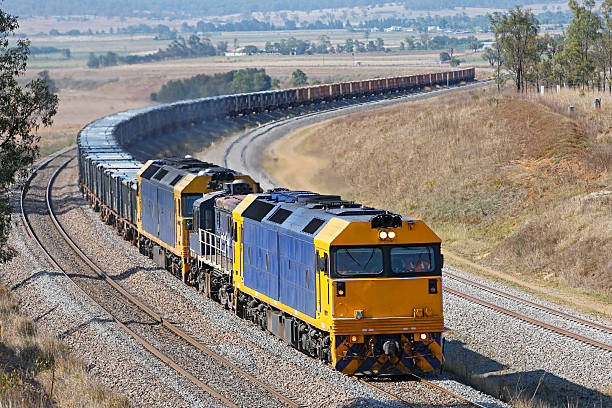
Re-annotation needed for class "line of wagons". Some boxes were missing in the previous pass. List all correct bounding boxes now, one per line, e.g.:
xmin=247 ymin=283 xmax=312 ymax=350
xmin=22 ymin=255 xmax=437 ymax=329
xmin=78 ymin=68 xmax=475 ymax=242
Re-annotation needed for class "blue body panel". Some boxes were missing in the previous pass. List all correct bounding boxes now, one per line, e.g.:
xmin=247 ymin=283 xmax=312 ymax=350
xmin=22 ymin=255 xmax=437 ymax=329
xmin=157 ymin=185 xmax=175 ymax=246
xmin=278 ymin=231 xmax=316 ymax=317
xmin=141 ymin=179 xmax=159 ymax=238
xmin=241 ymin=202 xmax=320 ymax=319
xmin=140 ymin=178 xmax=176 ymax=247
xmin=243 ymin=219 xmax=279 ymax=299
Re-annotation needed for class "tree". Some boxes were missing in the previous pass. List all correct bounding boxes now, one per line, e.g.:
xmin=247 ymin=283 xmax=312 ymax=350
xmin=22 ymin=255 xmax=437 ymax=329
xmin=87 ymin=52 xmax=99 ymax=68
xmin=243 ymin=45 xmax=258 ymax=55
xmin=1 ymin=9 xmax=58 ymax=261
xmin=37 ymin=70 xmax=57 ymax=93
xmin=345 ymin=38 xmax=354 ymax=53
xmin=439 ymin=51 xmax=451 ymax=62
xmin=450 ymin=57 xmax=461 ymax=67
xmin=490 ymin=7 xmax=540 ymax=92
xmin=291 ymin=69 xmax=308 ymax=86
xmin=489 ymin=13 xmax=506 ymax=91
xmin=602 ymin=0 xmax=612 ymax=91
xmin=482 ymin=46 xmax=497 ymax=67
xmin=559 ymin=0 xmax=601 ymax=88
xmin=420 ymin=32 xmax=430 ymax=49
xmin=216 ymin=41 xmax=228 ymax=56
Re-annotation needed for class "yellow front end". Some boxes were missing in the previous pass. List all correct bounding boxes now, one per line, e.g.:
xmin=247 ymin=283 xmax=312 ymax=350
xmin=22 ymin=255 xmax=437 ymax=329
xmin=330 ymin=277 xmax=443 ymax=375
xmin=314 ymin=217 xmax=444 ymax=376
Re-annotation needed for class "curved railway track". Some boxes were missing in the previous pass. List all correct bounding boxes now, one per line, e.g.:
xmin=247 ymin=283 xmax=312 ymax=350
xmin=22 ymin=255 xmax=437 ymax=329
xmin=21 ymin=149 xmax=300 ymax=408
xmin=223 ymin=80 xmax=494 ymax=190
xmin=442 ymin=272 xmax=612 ymax=353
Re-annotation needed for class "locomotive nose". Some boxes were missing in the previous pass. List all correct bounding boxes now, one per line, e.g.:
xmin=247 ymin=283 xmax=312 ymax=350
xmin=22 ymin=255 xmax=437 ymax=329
xmin=382 ymin=340 xmax=400 ymax=356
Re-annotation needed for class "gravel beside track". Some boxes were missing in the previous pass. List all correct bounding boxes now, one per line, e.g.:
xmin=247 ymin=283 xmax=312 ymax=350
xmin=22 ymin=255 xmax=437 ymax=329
xmin=9 ymin=149 xmax=211 ymax=407
xmin=444 ymin=270 xmax=612 ymax=348
xmin=33 ymin=153 xmax=299 ymax=407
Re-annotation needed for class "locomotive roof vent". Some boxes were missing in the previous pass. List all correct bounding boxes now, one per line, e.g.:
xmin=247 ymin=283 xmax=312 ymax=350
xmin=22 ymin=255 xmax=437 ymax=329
xmin=371 ymin=213 xmax=403 ymax=229
xmin=211 ymin=171 xmax=235 ymax=181
xmin=223 ymin=180 xmax=251 ymax=195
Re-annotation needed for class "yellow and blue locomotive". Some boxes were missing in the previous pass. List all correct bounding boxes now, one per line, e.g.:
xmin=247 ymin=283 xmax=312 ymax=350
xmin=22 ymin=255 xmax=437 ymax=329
xmin=189 ymin=188 xmax=444 ymax=376
xmin=135 ymin=157 xmax=258 ymax=282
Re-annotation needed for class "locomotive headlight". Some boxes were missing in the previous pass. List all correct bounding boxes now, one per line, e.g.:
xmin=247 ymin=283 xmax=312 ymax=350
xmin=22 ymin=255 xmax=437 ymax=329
xmin=379 ymin=231 xmax=388 ymax=240
xmin=388 ymin=231 xmax=396 ymax=239
xmin=351 ymin=335 xmax=358 ymax=342
xmin=420 ymin=333 xmax=428 ymax=340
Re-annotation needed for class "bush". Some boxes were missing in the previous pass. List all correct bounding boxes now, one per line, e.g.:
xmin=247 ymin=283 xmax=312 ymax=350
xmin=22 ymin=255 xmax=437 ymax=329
xmin=291 ymin=69 xmax=308 ymax=86
xmin=153 ymin=68 xmax=275 ymax=102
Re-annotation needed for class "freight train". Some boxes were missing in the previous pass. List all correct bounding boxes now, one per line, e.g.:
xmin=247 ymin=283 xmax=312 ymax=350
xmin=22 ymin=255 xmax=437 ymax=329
xmin=78 ymin=69 xmax=472 ymax=375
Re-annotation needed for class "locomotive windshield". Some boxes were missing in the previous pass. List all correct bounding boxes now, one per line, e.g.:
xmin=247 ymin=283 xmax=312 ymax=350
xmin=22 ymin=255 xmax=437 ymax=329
xmin=181 ymin=193 xmax=201 ymax=217
xmin=390 ymin=246 xmax=435 ymax=274
xmin=335 ymin=248 xmax=384 ymax=276
xmin=332 ymin=245 xmax=438 ymax=277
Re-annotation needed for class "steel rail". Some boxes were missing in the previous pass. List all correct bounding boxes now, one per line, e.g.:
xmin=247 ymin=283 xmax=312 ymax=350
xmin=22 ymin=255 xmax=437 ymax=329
xmin=359 ymin=375 xmax=487 ymax=408
xmin=24 ymin=154 xmax=237 ymax=407
xmin=444 ymin=287 xmax=612 ymax=352
xmin=20 ymin=153 xmax=296 ymax=408
xmin=358 ymin=378 xmax=417 ymax=408
xmin=20 ymin=154 xmax=237 ymax=407
xmin=45 ymin=155 xmax=300 ymax=408
xmin=412 ymin=375 xmax=487 ymax=408
xmin=444 ymin=271 xmax=612 ymax=334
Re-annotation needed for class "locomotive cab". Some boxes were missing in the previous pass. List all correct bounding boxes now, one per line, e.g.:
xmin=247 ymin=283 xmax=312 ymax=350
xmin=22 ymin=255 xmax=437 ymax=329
xmin=314 ymin=214 xmax=444 ymax=375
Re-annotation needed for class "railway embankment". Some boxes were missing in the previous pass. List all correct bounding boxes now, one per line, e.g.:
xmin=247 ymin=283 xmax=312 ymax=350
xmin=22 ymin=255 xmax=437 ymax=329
xmin=247 ymin=86 xmax=612 ymax=407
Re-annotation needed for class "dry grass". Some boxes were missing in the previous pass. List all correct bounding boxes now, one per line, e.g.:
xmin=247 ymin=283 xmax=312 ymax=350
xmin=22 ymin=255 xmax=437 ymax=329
xmin=0 ymin=285 xmax=129 ymax=407
xmin=281 ymin=86 xmax=611 ymax=302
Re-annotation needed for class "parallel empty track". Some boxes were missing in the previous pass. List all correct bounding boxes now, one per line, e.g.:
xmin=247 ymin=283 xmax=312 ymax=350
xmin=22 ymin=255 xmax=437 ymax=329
xmin=443 ymin=272 xmax=612 ymax=353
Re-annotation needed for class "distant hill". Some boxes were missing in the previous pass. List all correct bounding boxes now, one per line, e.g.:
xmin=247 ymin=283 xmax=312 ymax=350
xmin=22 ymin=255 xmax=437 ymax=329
xmin=1 ymin=0 xmax=549 ymax=18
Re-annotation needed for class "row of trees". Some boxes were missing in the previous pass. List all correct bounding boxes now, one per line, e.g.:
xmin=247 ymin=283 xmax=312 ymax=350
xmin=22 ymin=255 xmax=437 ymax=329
xmin=403 ymin=34 xmax=481 ymax=50
xmin=45 ymin=10 xmax=574 ymax=39
xmin=30 ymin=46 xmax=71 ymax=59
xmin=489 ymin=0 xmax=612 ymax=92
xmin=0 ymin=0 xmax=552 ymax=20
xmin=87 ymin=35 xmax=220 ymax=68
xmin=151 ymin=68 xmax=275 ymax=103
xmin=262 ymin=36 xmax=388 ymax=55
